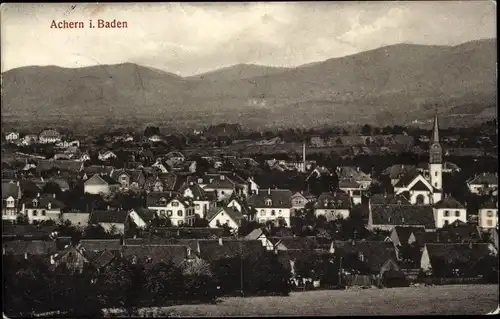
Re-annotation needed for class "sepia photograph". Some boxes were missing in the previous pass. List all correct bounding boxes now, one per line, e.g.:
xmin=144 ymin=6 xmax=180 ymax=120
xmin=1 ymin=1 xmax=498 ymax=317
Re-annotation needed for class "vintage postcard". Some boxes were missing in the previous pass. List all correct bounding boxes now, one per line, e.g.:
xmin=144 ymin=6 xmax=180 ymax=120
xmin=1 ymin=2 xmax=498 ymax=317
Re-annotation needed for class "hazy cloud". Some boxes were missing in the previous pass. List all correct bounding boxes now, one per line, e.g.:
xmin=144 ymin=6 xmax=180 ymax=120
xmin=1 ymin=1 xmax=496 ymax=76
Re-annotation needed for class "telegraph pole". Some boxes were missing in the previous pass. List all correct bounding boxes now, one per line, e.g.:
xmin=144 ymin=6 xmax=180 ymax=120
xmin=338 ymin=256 xmax=343 ymax=287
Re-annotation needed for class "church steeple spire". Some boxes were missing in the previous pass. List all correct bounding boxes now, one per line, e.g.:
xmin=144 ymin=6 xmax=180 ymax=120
xmin=432 ymin=111 xmax=440 ymax=144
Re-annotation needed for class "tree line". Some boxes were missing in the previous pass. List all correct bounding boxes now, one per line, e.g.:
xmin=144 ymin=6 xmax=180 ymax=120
xmin=3 ymin=251 xmax=291 ymax=317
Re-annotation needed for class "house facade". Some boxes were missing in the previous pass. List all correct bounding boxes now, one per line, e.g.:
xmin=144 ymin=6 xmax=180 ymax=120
xmin=98 ymin=150 xmax=117 ymax=162
xmin=433 ymin=195 xmax=467 ymax=229
xmin=2 ymin=181 xmax=22 ymax=221
xmin=247 ymin=189 xmax=293 ymax=227
xmin=207 ymin=206 xmax=243 ymax=229
xmin=313 ymin=192 xmax=351 ymax=221
xmin=467 ymin=173 xmax=498 ymax=195
xmin=182 ymin=183 xmax=215 ymax=218
xmin=478 ymin=199 xmax=498 ymax=229
xmin=39 ymin=129 xmax=62 ymax=144
xmin=146 ymin=193 xmax=196 ymax=226
xmin=111 ymin=169 xmax=146 ymax=191
xmin=5 ymin=132 xmax=20 ymax=142
xmin=83 ymin=174 xmax=120 ymax=195
xmin=21 ymin=194 xmax=65 ymax=224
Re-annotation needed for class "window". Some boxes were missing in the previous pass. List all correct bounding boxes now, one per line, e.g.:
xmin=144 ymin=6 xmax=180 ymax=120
xmin=47 ymin=203 xmax=51 ymax=210
xmin=226 ymin=219 xmax=230 ymax=224
xmin=415 ymin=195 xmax=425 ymax=205
xmin=444 ymin=220 xmax=449 ymax=226
xmin=444 ymin=210 xmax=450 ymax=217
xmin=160 ymin=210 xmax=165 ymax=214
xmin=221 ymin=191 xmax=225 ymax=195
xmin=178 ymin=220 xmax=184 ymax=226
xmin=172 ymin=201 xmax=179 ymax=207
xmin=434 ymin=183 xmax=437 ymax=187
xmin=32 ymin=200 xmax=38 ymax=207
xmin=435 ymin=172 xmax=438 ymax=177
xmin=33 ymin=210 xmax=37 ymax=216
xmin=195 ymin=204 xmax=200 ymax=209
xmin=41 ymin=210 xmax=46 ymax=216
xmin=265 ymin=199 xmax=272 ymax=206
xmin=167 ymin=210 xmax=173 ymax=217
xmin=271 ymin=210 xmax=276 ymax=216
xmin=260 ymin=210 xmax=265 ymax=216
xmin=455 ymin=210 xmax=460 ymax=217
xmin=278 ymin=210 xmax=282 ymax=216
xmin=487 ymin=220 xmax=493 ymax=226
xmin=178 ymin=210 xmax=183 ymax=217
xmin=487 ymin=211 xmax=494 ymax=217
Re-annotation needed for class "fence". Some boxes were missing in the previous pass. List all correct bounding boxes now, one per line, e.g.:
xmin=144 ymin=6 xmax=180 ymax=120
xmin=421 ymin=277 xmax=487 ymax=285
xmin=342 ymin=274 xmax=374 ymax=287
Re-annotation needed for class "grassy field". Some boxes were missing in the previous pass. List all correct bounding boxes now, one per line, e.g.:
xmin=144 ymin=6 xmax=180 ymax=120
xmin=138 ymin=285 xmax=499 ymax=317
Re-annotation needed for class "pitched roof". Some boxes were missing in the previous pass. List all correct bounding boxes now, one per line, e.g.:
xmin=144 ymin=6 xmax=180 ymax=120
xmin=111 ymin=169 xmax=144 ymax=183
xmin=338 ymin=178 xmax=361 ymax=189
xmin=84 ymin=174 xmax=120 ymax=186
xmin=393 ymin=172 xmax=421 ymax=188
xmin=424 ymin=243 xmax=497 ymax=265
xmin=245 ymin=228 xmax=265 ymax=240
xmin=383 ymin=165 xmax=418 ymax=180
xmin=436 ymin=224 xmax=481 ymax=243
xmin=314 ymin=192 xmax=352 ymax=209
xmin=121 ymin=244 xmax=190 ymax=266
xmin=272 ymin=236 xmax=318 ymax=250
xmin=336 ymin=166 xmax=372 ymax=181
xmin=392 ymin=226 xmax=426 ymax=245
xmin=39 ymin=129 xmax=61 ymax=138
xmin=132 ymin=208 xmax=157 ymax=223
xmin=480 ymin=198 xmax=498 ymax=209
xmin=36 ymin=159 xmax=83 ymax=173
xmin=369 ymin=194 xmax=410 ymax=205
xmin=2 ymin=224 xmax=58 ymax=239
xmin=247 ymin=189 xmax=293 ymax=208
xmin=146 ymin=191 xmax=186 ymax=207
xmin=412 ymin=180 xmax=432 ymax=191
xmin=197 ymin=239 xmax=265 ymax=262
xmin=89 ymin=210 xmax=129 ymax=224
xmin=413 ymin=231 xmax=438 ymax=247
xmin=3 ymin=240 xmax=58 ymax=255
xmin=207 ymin=206 xmax=244 ymax=224
xmin=468 ymin=173 xmax=498 ymax=185
xmin=147 ymin=227 xmax=224 ymax=239
xmin=434 ymin=196 xmax=465 ymax=209
xmin=78 ymin=239 xmax=122 ymax=252
xmin=332 ymin=240 xmax=398 ymax=273
xmin=21 ymin=195 xmax=66 ymax=210
xmin=83 ymin=165 xmax=114 ymax=176
xmin=370 ymin=204 xmax=435 ymax=228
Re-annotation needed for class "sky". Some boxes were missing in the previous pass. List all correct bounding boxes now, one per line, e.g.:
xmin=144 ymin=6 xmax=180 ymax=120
xmin=1 ymin=1 xmax=496 ymax=76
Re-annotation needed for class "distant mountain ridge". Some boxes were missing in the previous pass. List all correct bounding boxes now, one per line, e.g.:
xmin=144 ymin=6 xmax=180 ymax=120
xmin=1 ymin=39 xmax=496 ymax=130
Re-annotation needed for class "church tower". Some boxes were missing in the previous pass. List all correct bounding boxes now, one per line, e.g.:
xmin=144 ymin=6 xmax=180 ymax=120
xmin=429 ymin=112 xmax=443 ymax=203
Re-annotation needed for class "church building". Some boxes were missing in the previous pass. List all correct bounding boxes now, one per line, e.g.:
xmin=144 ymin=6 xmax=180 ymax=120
xmin=393 ymin=114 xmax=443 ymax=205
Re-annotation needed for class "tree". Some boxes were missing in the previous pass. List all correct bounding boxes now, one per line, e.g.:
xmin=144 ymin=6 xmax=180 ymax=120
xmin=41 ymin=182 xmax=62 ymax=197
xmin=144 ymin=262 xmax=184 ymax=306
xmin=193 ymin=214 xmax=209 ymax=227
xmin=83 ymin=224 xmax=108 ymax=239
xmin=361 ymin=124 xmax=372 ymax=136
xmin=15 ymin=214 xmax=30 ymax=225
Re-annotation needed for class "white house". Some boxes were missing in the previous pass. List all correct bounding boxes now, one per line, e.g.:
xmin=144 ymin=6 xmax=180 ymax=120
xmin=467 ymin=173 xmax=498 ymax=195
xmin=83 ymin=174 xmax=120 ymax=195
xmin=433 ymin=195 xmax=467 ymax=228
xmin=21 ymin=194 xmax=65 ymax=224
xmin=5 ymin=132 xmax=19 ymax=142
xmin=2 ymin=180 xmax=22 ymax=221
xmin=146 ymin=193 xmax=196 ymax=226
xmin=247 ymin=189 xmax=293 ymax=227
xmin=394 ymin=173 xmax=441 ymax=205
xmin=98 ymin=150 xmax=117 ymax=161
xmin=207 ymin=206 xmax=243 ymax=229
xmin=245 ymin=228 xmax=274 ymax=251
xmin=181 ymin=183 xmax=216 ymax=218
xmin=39 ymin=129 xmax=62 ymax=144
xmin=313 ymin=192 xmax=352 ymax=221
xmin=127 ymin=208 xmax=157 ymax=229
xmin=199 ymin=174 xmax=238 ymax=201
xmin=478 ymin=198 xmax=498 ymax=229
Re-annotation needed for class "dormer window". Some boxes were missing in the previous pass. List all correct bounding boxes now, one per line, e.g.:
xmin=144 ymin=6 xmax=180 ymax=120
xmin=265 ymin=198 xmax=272 ymax=206
xmin=172 ymin=201 xmax=179 ymax=207
xmin=359 ymin=253 xmax=365 ymax=262
xmin=198 ymin=178 xmax=203 ymax=183
xmin=159 ymin=197 xmax=167 ymax=205
xmin=32 ymin=199 xmax=38 ymax=207
xmin=220 ymin=175 xmax=225 ymax=180
xmin=47 ymin=203 xmax=52 ymax=210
